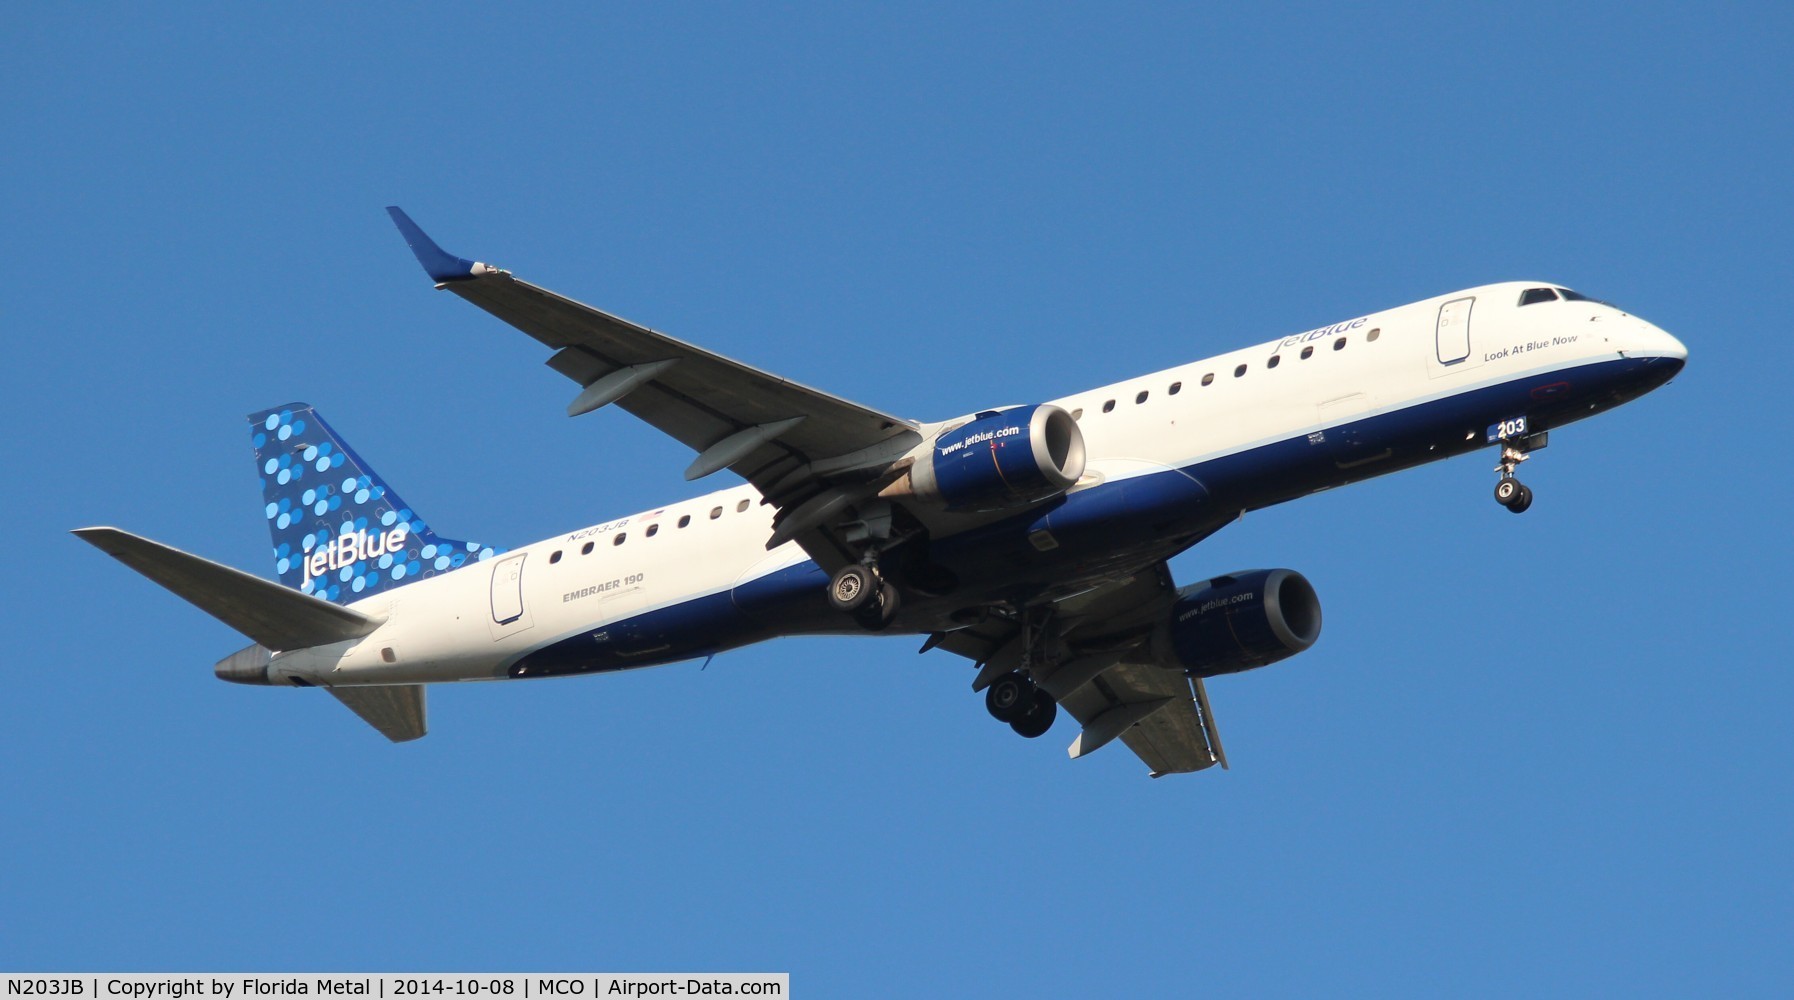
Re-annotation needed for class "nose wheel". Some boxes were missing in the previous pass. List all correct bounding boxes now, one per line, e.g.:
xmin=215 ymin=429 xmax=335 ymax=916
xmin=1494 ymin=476 xmax=1533 ymax=513
xmin=1491 ymin=434 xmax=1544 ymax=514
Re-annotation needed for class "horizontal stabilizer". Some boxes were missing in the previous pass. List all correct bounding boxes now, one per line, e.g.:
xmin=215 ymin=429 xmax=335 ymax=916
xmin=72 ymin=527 xmax=381 ymax=651
xmin=329 ymin=684 xmax=427 ymax=742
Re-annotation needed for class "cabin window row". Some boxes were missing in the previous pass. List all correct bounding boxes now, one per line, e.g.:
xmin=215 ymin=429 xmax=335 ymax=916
xmin=546 ymin=497 xmax=755 ymax=562
xmin=1074 ymin=327 xmax=1381 ymax=418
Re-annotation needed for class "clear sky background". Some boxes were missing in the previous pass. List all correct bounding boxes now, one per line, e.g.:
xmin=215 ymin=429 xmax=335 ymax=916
xmin=4 ymin=4 xmax=1789 ymax=995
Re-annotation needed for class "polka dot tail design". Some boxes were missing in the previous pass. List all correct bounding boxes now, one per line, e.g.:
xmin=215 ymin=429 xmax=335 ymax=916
xmin=248 ymin=403 xmax=499 ymax=605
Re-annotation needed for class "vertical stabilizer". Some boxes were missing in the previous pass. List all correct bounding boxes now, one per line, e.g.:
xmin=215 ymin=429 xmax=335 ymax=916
xmin=249 ymin=404 xmax=498 ymax=604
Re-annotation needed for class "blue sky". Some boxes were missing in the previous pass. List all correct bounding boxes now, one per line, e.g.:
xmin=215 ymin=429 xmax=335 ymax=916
xmin=4 ymin=4 xmax=1789 ymax=994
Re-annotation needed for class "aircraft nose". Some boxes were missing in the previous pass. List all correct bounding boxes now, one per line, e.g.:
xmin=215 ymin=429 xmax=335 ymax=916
xmin=1632 ymin=320 xmax=1688 ymax=366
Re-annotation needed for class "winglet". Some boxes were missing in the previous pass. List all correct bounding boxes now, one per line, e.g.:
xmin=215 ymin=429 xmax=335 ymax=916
xmin=385 ymin=206 xmax=499 ymax=283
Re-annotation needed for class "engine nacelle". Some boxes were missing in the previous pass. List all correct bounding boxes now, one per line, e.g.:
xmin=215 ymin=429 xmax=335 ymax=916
xmin=897 ymin=404 xmax=1086 ymax=513
xmin=1153 ymin=569 xmax=1322 ymax=677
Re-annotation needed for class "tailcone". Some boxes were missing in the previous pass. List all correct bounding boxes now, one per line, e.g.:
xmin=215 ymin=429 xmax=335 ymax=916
xmin=216 ymin=643 xmax=273 ymax=685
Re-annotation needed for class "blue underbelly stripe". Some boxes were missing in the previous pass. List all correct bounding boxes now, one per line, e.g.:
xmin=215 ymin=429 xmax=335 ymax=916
xmin=507 ymin=355 xmax=1678 ymax=677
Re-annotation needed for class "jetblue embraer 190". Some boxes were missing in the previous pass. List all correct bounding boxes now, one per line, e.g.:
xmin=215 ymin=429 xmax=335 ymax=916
xmin=75 ymin=208 xmax=1688 ymax=776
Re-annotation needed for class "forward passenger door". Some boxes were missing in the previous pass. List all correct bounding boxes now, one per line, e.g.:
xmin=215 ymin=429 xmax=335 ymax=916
xmin=1428 ymin=296 xmax=1484 ymax=377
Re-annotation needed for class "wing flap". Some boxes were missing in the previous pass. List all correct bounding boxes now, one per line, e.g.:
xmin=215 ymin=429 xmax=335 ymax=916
xmin=929 ymin=561 xmax=1230 ymax=776
xmin=1059 ymin=659 xmax=1221 ymax=776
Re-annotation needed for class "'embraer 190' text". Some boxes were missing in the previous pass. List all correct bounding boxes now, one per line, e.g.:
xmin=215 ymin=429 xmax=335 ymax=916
xmin=301 ymin=526 xmax=410 ymax=585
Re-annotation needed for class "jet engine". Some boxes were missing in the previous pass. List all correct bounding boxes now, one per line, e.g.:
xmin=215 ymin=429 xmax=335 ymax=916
xmin=1153 ymin=569 xmax=1322 ymax=677
xmin=888 ymin=404 xmax=1086 ymax=513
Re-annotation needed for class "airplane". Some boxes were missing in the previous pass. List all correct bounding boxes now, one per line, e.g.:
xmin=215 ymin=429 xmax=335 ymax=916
xmin=74 ymin=207 xmax=1688 ymax=776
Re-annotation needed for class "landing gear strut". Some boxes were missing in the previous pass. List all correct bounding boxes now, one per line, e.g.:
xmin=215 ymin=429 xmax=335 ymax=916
xmin=1493 ymin=435 xmax=1544 ymax=514
xmin=978 ymin=606 xmax=1061 ymax=738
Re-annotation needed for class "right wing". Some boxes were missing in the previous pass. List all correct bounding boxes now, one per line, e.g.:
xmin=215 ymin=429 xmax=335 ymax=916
xmin=1059 ymin=659 xmax=1227 ymax=778
xmin=387 ymin=207 xmax=923 ymax=571
xmin=933 ymin=562 xmax=1228 ymax=777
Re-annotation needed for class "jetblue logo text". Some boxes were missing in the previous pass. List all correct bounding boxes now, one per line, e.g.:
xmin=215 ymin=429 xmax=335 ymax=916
xmin=301 ymin=526 xmax=411 ymax=586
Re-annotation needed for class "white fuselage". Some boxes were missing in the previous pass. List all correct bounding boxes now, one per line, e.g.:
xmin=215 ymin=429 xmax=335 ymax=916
xmin=268 ymin=282 xmax=1686 ymax=688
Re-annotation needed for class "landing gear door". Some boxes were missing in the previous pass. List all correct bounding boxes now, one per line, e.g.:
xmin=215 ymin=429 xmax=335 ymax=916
xmin=488 ymin=552 xmax=533 ymax=640
xmin=1429 ymin=296 xmax=1482 ymax=377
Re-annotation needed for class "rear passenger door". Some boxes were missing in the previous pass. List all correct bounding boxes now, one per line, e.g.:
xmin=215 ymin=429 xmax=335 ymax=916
xmin=488 ymin=552 xmax=534 ymax=640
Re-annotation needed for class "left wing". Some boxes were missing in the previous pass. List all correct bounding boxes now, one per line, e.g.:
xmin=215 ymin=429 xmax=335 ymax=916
xmin=934 ymin=563 xmax=1228 ymax=777
xmin=387 ymin=207 xmax=922 ymax=569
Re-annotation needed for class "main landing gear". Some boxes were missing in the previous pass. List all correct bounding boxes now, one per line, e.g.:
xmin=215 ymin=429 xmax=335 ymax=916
xmin=828 ymin=562 xmax=901 ymax=630
xmin=977 ymin=606 xmax=1058 ymax=738
xmin=1492 ymin=435 xmax=1546 ymax=514
xmin=985 ymin=671 xmax=1057 ymax=738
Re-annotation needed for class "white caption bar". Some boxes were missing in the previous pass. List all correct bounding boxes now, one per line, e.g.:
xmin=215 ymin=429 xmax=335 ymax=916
xmin=3 ymin=976 xmax=787 ymax=1000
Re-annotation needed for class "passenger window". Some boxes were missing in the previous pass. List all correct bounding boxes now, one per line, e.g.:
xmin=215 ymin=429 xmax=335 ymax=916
xmin=549 ymin=550 xmax=562 ymax=564
xmin=581 ymin=541 xmax=594 ymax=555
xmin=1366 ymin=327 xmax=1380 ymax=342
xmin=710 ymin=507 xmax=722 ymax=519
xmin=1233 ymin=364 xmax=1247 ymax=378
xmin=678 ymin=515 xmax=691 ymax=528
xmin=1135 ymin=390 xmax=1148 ymax=404
xmin=736 ymin=499 xmax=750 ymax=513
xmin=1300 ymin=345 xmax=1314 ymax=360
xmin=1168 ymin=382 xmax=1181 ymax=395
xmin=1333 ymin=337 xmax=1346 ymax=351
xmin=1201 ymin=373 xmax=1215 ymax=386
xmin=1266 ymin=356 xmax=1280 ymax=369
xmin=646 ymin=524 xmax=659 ymax=537
xmin=1102 ymin=399 xmax=1116 ymax=413
xmin=613 ymin=532 xmax=626 ymax=546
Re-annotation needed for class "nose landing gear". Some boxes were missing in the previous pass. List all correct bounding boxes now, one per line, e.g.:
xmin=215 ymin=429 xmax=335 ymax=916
xmin=1494 ymin=474 xmax=1533 ymax=513
xmin=1492 ymin=434 xmax=1546 ymax=514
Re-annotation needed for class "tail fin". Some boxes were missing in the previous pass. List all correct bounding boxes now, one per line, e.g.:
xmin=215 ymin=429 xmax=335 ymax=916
xmin=250 ymin=403 xmax=498 ymax=604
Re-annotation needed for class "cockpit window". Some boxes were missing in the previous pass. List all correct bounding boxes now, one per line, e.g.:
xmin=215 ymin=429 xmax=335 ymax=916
xmin=1519 ymin=287 xmax=1559 ymax=306
xmin=1557 ymin=288 xmax=1593 ymax=301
